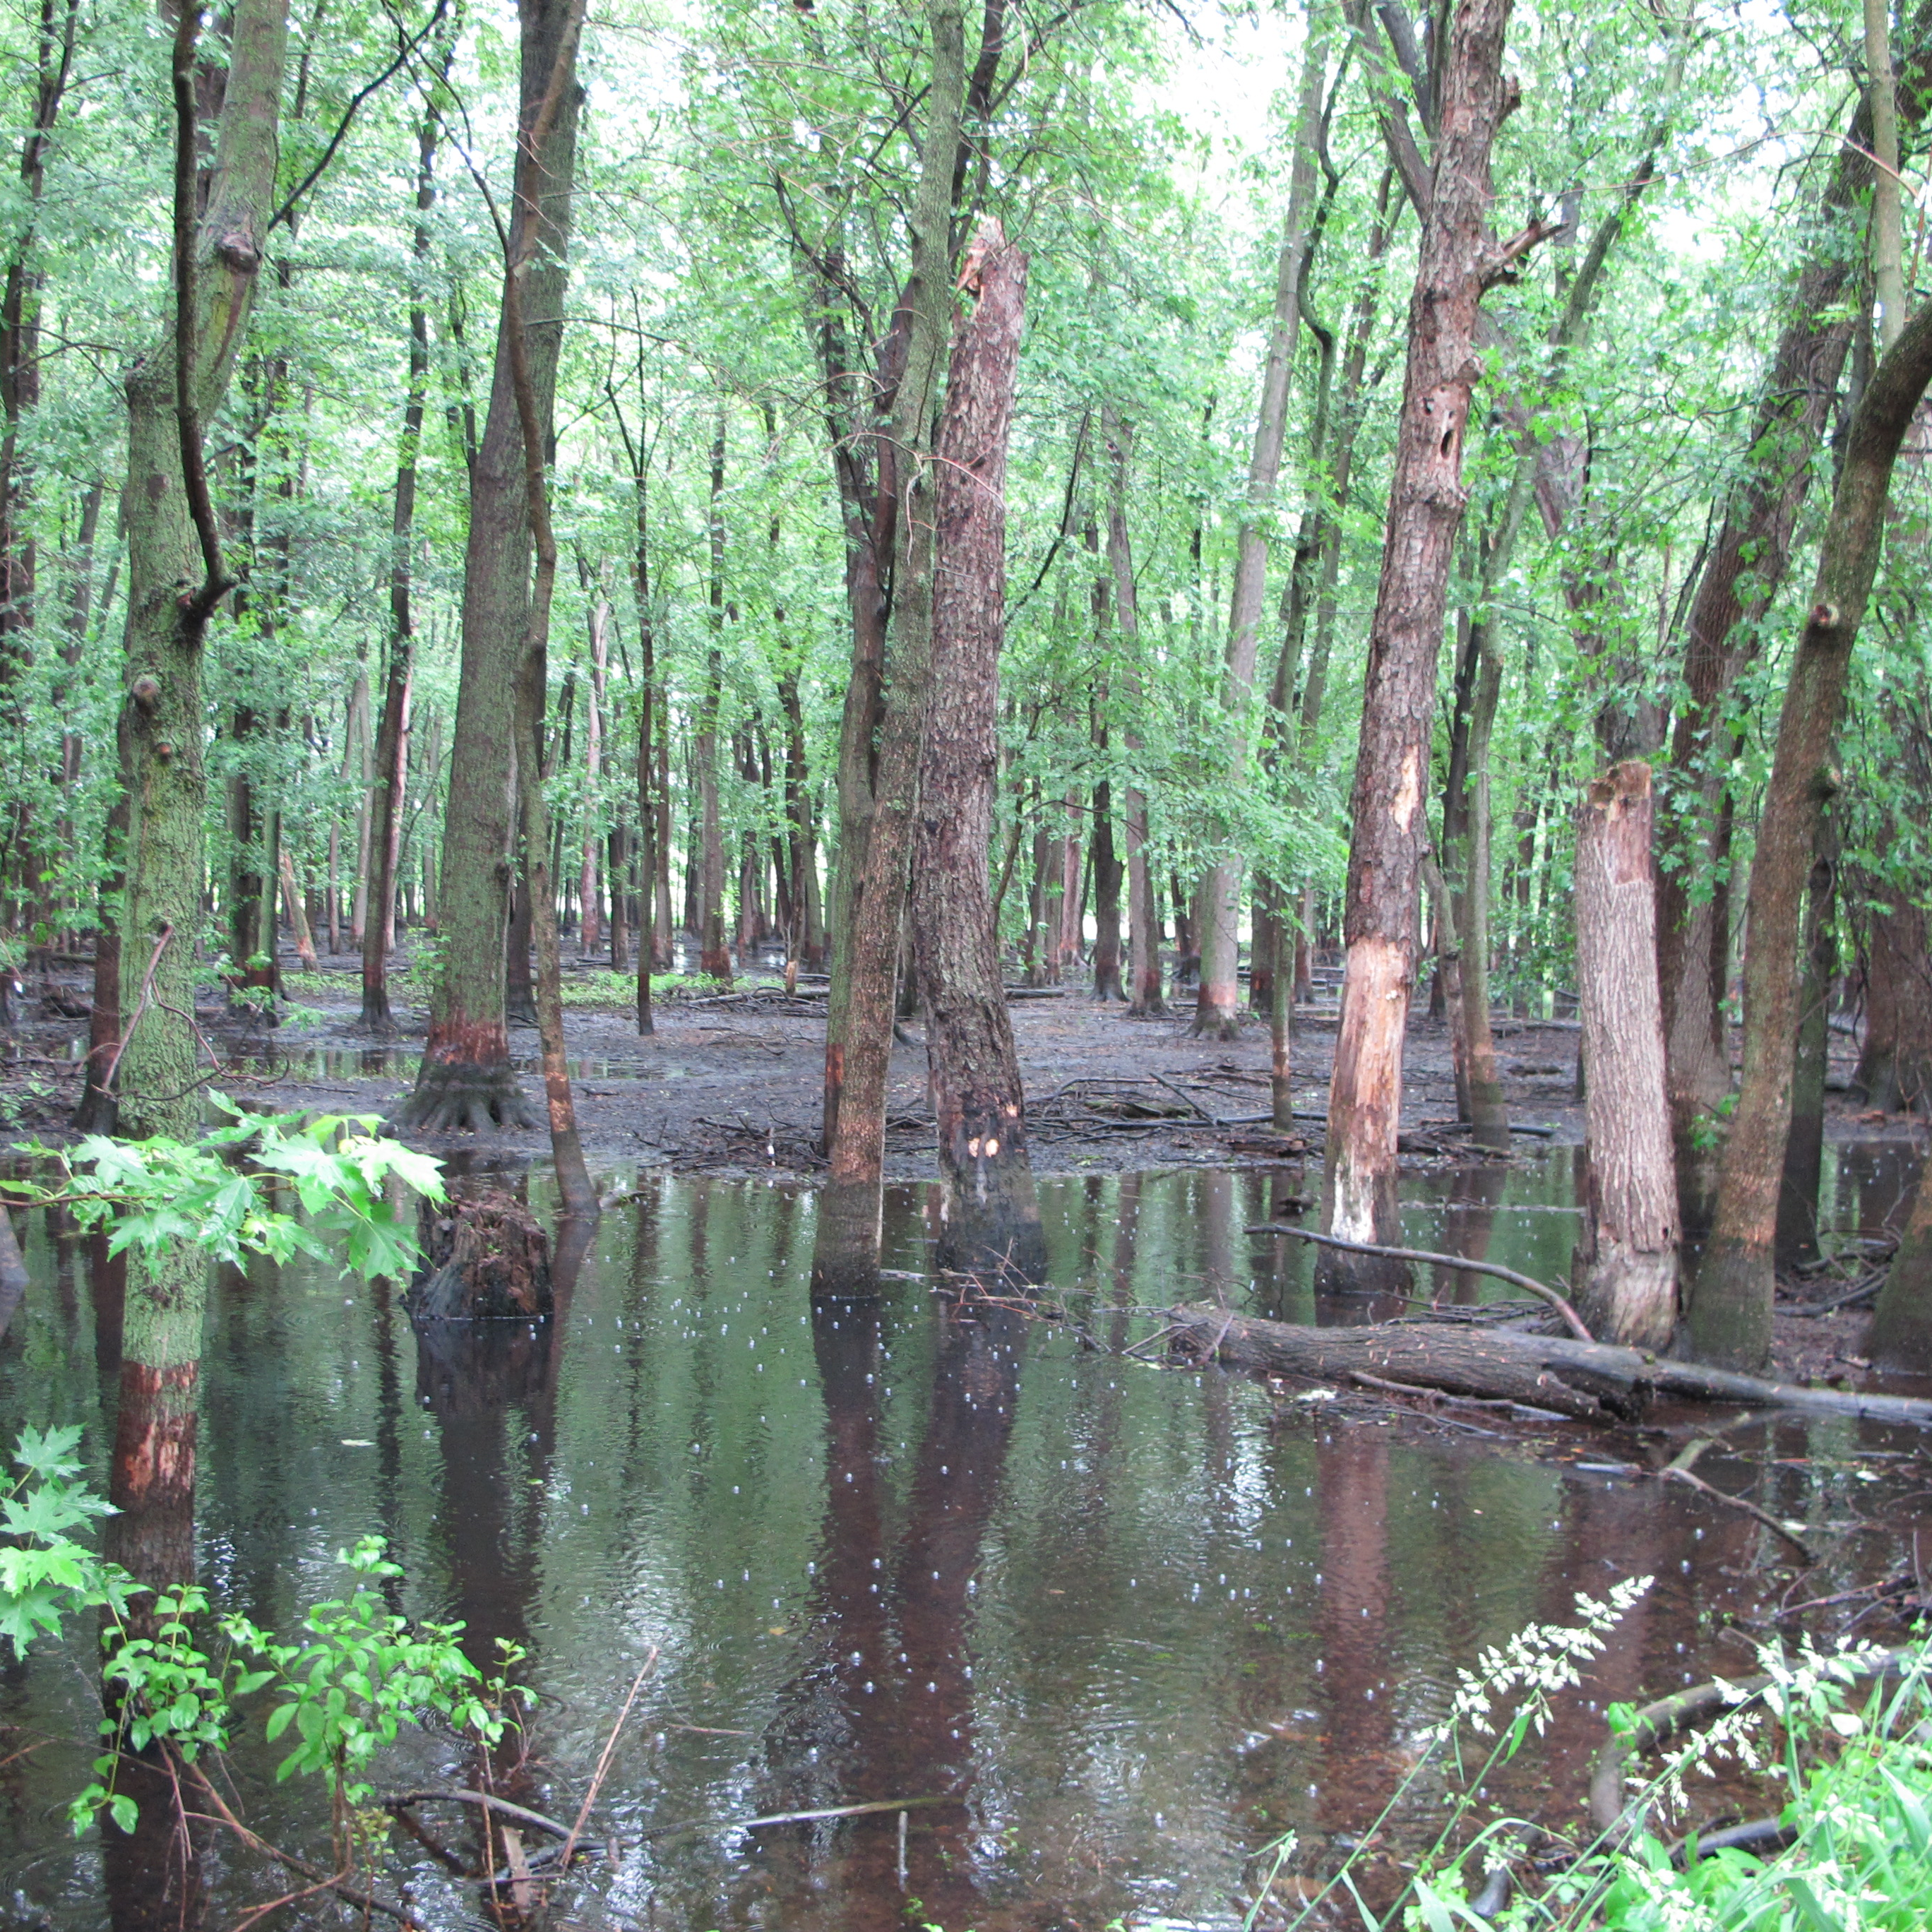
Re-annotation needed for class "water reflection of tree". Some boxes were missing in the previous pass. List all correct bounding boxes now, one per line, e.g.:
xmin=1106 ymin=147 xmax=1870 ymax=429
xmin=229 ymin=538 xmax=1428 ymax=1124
xmin=414 ymin=1191 xmax=592 ymax=1886
xmin=739 ymin=1294 xmax=1027 ymax=1932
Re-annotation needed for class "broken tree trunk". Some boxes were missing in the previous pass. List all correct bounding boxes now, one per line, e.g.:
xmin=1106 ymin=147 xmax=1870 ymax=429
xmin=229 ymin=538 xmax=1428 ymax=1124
xmin=1571 ymin=762 xmax=1678 ymax=1349
xmin=408 ymin=1192 xmax=554 ymax=1321
xmin=1167 ymin=1304 xmax=1932 ymax=1429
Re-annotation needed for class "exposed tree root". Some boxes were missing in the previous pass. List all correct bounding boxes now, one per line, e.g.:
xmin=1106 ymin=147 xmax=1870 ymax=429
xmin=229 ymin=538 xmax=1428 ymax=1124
xmin=399 ymin=1058 xmax=541 ymax=1133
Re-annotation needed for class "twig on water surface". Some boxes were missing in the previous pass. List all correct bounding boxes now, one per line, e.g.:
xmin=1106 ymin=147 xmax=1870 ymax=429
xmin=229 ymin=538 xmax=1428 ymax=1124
xmin=382 ymin=1788 xmax=576 ymax=1839
xmin=559 ymin=1647 xmax=660 ymax=1872
xmin=1349 ymin=1368 xmax=1571 ymax=1421
xmin=227 ymin=1865 xmax=354 ymax=1932
xmin=184 ymin=1763 xmax=426 ymax=1931
xmin=1662 ymin=1439 xmax=1815 ymax=1563
xmin=1246 ymin=1222 xmax=1594 ymax=1342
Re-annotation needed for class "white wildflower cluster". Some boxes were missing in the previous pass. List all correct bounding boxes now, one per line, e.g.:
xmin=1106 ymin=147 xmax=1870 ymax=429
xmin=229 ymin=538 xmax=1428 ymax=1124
xmin=1438 ymin=1575 xmax=1653 ymax=1743
xmin=1647 ymin=1633 xmax=1896 ymax=1816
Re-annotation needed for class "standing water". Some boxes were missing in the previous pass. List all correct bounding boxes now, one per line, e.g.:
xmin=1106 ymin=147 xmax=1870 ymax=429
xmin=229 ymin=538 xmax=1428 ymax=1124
xmin=0 ymin=1152 xmax=1924 ymax=1930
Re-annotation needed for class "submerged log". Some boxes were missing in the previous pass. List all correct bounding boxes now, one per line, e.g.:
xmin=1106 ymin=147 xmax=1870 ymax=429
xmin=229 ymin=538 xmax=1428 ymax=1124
xmin=1167 ymin=1303 xmax=1932 ymax=1427
xmin=407 ymin=1191 xmax=553 ymax=1321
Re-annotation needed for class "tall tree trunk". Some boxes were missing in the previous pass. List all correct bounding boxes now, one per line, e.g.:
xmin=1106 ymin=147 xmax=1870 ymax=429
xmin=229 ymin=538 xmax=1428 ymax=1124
xmin=1571 ymin=763 xmax=1678 ymax=1348
xmin=1691 ymin=296 xmax=1932 ymax=1369
xmin=1103 ymin=407 xmax=1163 ymax=1017
xmin=910 ymin=225 xmax=1044 ymax=1281
xmin=0 ymin=0 xmax=80 ymax=700
xmin=607 ymin=360 xmax=660 ymax=1030
xmin=778 ymin=666 xmax=822 ymax=971
xmin=698 ymin=410 xmax=732 ymax=982
xmin=1321 ymin=0 xmax=1532 ymax=1284
xmin=402 ymin=0 xmax=581 ymax=1132
xmin=361 ymin=93 xmax=437 ymax=1028
xmin=1654 ymin=21 xmax=1932 ymax=1233
xmin=501 ymin=0 xmax=593 ymax=1209
xmin=1193 ymin=16 xmax=1326 ymax=1039
xmin=579 ymin=569 xmax=610 ymax=958
xmin=108 ymin=16 xmax=286 ymax=1889
xmin=812 ymin=0 xmax=966 ymax=1293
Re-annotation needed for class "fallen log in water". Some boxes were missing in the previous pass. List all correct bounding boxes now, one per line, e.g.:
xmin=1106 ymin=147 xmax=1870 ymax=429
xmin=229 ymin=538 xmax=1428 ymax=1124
xmin=1167 ymin=1304 xmax=1932 ymax=1427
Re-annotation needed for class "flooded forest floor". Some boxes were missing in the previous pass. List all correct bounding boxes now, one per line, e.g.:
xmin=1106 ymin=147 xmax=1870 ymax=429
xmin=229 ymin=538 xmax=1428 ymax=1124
xmin=3 ymin=952 xmax=1931 ymax=1931
xmin=4 ymin=947 xmax=1923 ymax=1390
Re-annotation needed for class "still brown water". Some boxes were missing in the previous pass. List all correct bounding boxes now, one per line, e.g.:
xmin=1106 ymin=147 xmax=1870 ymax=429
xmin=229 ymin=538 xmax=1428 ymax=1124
xmin=0 ymin=1149 xmax=1924 ymax=1931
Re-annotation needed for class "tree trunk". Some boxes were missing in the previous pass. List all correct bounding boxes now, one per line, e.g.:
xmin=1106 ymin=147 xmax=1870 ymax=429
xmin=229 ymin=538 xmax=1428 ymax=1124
xmin=401 ymin=0 xmax=580 ymax=1132
xmin=107 ymin=10 xmax=286 ymax=1853
xmin=1691 ymin=296 xmax=1932 ymax=1369
xmin=607 ymin=364 xmax=659 ymax=1030
xmin=362 ymin=616 xmax=415 ymax=1031
xmin=579 ymin=573 xmax=610 ymax=958
xmin=1193 ymin=16 xmax=1326 ymax=1039
xmin=1867 ymin=1159 xmax=1932 ymax=1370
xmin=910 ymin=225 xmax=1044 ymax=1283
xmin=1322 ymin=0 xmax=1527 ymax=1284
xmin=1571 ymin=763 xmax=1678 ymax=1349
xmin=1103 ymin=408 xmax=1163 ymax=1016
xmin=1776 ymin=841 xmax=1838 ymax=1265
xmin=812 ymin=0 xmax=965 ymax=1294
xmin=698 ymin=410 xmax=732 ymax=982
xmin=1654 ymin=19 xmax=1932 ymax=1232
xmin=1169 ymin=1303 xmax=1932 ymax=1429
xmin=1852 ymin=878 xmax=1932 ymax=1112
xmin=279 ymin=845 xmax=316 ymax=970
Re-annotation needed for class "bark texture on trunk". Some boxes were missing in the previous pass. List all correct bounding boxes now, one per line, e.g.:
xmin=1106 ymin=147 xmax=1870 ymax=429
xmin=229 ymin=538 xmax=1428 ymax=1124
xmin=811 ymin=0 xmax=966 ymax=1294
xmin=1691 ymin=296 xmax=1932 ymax=1370
xmin=910 ymin=227 xmax=1044 ymax=1284
xmin=1775 ymin=842 xmax=1837 ymax=1265
xmin=1322 ymin=0 xmax=1522 ymax=1282
xmin=1570 ymin=762 xmax=1678 ymax=1349
xmin=402 ymin=0 xmax=580 ymax=1131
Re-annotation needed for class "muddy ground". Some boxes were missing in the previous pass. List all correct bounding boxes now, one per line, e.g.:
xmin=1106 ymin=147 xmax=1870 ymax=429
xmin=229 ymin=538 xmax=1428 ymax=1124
xmin=4 ymin=948 xmax=1923 ymax=1387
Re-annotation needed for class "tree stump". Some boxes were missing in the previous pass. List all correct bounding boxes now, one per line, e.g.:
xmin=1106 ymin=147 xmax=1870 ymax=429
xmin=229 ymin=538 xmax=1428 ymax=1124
xmin=407 ymin=1191 xmax=553 ymax=1321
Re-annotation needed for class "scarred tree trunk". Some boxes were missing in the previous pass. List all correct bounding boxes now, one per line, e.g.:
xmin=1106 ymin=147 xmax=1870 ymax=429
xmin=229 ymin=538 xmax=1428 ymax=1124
xmin=1571 ymin=763 xmax=1678 ymax=1348
xmin=402 ymin=0 xmax=580 ymax=1132
xmin=911 ymin=227 xmax=1044 ymax=1282
xmin=1691 ymin=295 xmax=1932 ymax=1370
xmin=1321 ymin=0 xmax=1531 ymax=1284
